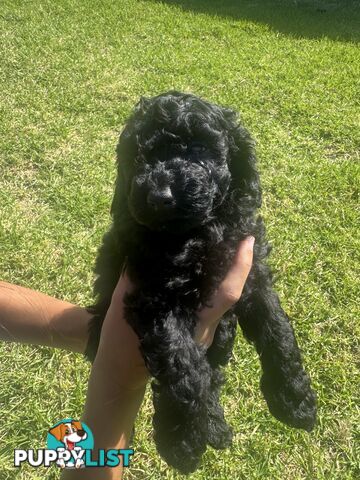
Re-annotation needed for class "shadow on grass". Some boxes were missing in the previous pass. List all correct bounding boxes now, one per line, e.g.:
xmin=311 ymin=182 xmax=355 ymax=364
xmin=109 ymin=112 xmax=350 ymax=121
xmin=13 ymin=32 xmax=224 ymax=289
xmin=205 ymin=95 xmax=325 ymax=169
xmin=146 ymin=0 xmax=359 ymax=42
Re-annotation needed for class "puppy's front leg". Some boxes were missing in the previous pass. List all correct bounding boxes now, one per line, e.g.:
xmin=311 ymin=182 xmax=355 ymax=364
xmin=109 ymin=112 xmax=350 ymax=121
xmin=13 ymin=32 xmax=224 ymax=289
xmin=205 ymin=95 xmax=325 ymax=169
xmin=236 ymin=288 xmax=317 ymax=431
xmin=85 ymin=225 xmax=126 ymax=362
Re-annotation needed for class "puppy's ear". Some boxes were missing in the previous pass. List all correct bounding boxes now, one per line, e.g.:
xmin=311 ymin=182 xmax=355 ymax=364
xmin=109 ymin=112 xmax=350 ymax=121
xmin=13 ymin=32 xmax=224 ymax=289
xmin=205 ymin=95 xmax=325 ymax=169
xmin=113 ymin=94 xmax=153 ymax=215
xmin=138 ymin=95 xmax=150 ymax=113
xmin=71 ymin=420 xmax=83 ymax=431
xmin=110 ymin=121 xmax=136 ymax=221
xmin=222 ymin=108 xmax=261 ymax=208
xmin=110 ymin=157 xmax=127 ymax=219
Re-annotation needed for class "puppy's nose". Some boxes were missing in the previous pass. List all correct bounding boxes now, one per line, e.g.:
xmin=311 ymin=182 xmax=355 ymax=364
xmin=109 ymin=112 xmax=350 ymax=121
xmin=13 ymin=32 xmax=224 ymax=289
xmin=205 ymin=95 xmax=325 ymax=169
xmin=147 ymin=187 xmax=175 ymax=210
xmin=77 ymin=429 xmax=86 ymax=437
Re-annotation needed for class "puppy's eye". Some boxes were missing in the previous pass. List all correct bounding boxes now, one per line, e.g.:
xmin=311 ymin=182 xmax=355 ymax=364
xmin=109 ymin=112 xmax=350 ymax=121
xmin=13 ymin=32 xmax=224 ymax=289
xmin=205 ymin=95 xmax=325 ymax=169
xmin=188 ymin=143 xmax=206 ymax=154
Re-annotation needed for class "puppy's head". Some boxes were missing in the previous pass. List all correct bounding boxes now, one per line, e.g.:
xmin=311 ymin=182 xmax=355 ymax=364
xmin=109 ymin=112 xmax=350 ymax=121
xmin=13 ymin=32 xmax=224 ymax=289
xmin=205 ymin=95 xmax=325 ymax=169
xmin=114 ymin=91 xmax=260 ymax=233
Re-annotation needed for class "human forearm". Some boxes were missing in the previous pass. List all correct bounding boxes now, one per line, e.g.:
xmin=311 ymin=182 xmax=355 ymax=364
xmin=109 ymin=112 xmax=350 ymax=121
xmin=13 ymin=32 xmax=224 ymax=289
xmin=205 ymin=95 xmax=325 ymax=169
xmin=0 ymin=279 xmax=147 ymax=479
xmin=0 ymin=281 xmax=90 ymax=353
xmin=61 ymin=353 xmax=146 ymax=480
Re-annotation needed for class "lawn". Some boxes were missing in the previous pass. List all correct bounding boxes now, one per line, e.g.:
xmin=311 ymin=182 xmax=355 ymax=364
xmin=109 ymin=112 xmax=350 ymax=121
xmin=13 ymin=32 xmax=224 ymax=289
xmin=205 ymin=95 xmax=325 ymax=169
xmin=0 ymin=0 xmax=359 ymax=478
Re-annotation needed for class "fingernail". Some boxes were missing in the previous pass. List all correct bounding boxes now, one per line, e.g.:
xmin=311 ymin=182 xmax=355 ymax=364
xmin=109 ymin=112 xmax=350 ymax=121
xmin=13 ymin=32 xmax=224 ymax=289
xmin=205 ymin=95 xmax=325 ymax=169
xmin=246 ymin=236 xmax=255 ymax=246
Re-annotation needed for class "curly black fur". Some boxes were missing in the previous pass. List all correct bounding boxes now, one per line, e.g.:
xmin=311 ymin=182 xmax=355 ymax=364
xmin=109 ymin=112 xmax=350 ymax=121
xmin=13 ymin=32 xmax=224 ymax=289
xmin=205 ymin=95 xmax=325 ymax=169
xmin=85 ymin=91 xmax=316 ymax=473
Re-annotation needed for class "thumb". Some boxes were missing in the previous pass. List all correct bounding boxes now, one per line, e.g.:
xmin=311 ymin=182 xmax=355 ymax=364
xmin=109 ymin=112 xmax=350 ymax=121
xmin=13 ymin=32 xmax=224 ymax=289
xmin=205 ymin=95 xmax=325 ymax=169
xmin=219 ymin=236 xmax=255 ymax=304
xmin=197 ymin=236 xmax=255 ymax=326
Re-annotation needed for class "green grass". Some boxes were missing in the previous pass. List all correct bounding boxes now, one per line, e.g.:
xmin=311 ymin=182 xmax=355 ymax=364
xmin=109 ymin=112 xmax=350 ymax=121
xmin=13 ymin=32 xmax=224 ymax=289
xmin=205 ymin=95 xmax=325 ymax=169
xmin=0 ymin=0 xmax=359 ymax=478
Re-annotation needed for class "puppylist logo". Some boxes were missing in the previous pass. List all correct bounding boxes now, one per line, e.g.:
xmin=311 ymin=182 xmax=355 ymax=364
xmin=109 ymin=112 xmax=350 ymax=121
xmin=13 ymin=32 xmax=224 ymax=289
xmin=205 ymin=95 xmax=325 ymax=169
xmin=14 ymin=419 xmax=134 ymax=469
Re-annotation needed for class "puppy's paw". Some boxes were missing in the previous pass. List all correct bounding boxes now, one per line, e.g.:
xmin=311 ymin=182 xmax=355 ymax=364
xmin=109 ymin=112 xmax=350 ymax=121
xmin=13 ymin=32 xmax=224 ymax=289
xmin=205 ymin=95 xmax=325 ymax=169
xmin=261 ymin=373 xmax=317 ymax=431
xmin=155 ymin=430 xmax=204 ymax=474
xmin=208 ymin=418 xmax=233 ymax=450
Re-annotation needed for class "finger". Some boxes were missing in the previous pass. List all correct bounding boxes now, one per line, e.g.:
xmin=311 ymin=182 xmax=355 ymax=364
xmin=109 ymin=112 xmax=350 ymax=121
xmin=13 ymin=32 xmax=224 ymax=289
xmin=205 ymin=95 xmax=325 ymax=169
xmin=197 ymin=236 xmax=254 ymax=324
xmin=219 ymin=236 xmax=255 ymax=302
xmin=101 ymin=272 xmax=135 ymax=336
xmin=111 ymin=271 xmax=134 ymax=307
xmin=97 ymin=272 xmax=149 ymax=387
xmin=193 ymin=322 xmax=216 ymax=348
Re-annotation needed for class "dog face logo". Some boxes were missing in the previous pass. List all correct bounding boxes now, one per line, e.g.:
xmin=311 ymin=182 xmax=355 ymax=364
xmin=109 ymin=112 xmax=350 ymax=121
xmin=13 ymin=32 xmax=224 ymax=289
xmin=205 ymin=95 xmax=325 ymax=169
xmin=48 ymin=420 xmax=88 ymax=468
xmin=49 ymin=420 xmax=87 ymax=450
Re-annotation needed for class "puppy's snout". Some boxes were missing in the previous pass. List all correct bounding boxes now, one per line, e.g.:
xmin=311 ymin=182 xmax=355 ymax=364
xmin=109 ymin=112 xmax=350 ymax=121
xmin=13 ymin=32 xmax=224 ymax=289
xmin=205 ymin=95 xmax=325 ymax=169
xmin=77 ymin=429 xmax=86 ymax=437
xmin=147 ymin=186 xmax=175 ymax=211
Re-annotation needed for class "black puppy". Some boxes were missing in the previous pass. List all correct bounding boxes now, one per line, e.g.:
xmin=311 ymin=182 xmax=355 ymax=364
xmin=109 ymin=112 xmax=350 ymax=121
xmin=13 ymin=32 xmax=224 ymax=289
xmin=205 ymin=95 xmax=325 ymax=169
xmin=85 ymin=91 xmax=316 ymax=473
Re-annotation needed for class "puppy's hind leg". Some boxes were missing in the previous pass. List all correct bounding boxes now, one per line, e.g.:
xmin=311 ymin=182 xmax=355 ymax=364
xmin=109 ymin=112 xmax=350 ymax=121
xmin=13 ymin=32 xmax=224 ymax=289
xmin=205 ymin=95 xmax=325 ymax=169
xmin=137 ymin=309 xmax=211 ymax=474
xmin=236 ymin=287 xmax=317 ymax=431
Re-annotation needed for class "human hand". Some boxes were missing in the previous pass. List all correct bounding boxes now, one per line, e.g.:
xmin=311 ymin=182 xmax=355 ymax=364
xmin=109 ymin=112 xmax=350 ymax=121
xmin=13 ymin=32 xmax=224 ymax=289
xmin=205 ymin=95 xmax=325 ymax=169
xmin=93 ymin=273 xmax=150 ymax=392
xmin=98 ymin=235 xmax=254 ymax=378
xmin=97 ymin=235 xmax=254 ymax=389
